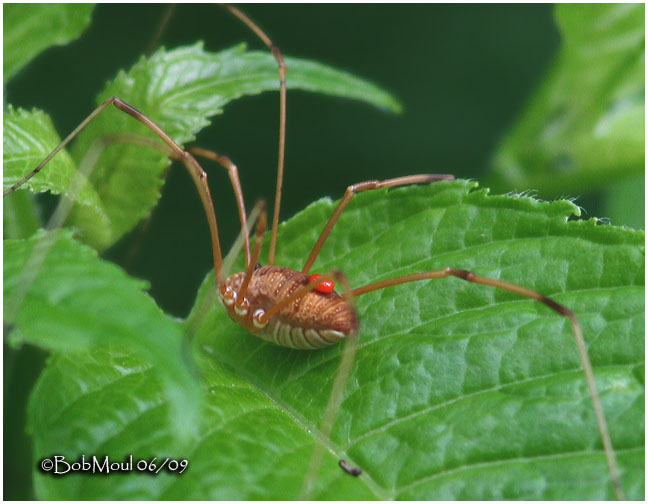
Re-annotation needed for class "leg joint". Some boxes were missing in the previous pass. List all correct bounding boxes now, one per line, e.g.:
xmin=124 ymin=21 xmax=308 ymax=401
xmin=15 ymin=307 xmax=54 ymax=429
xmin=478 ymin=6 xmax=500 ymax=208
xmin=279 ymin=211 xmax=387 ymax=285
xmin=349 ymin=180 xmax=380 ymax=193
xmin=448 ymin=268 xmax=473 ymax=281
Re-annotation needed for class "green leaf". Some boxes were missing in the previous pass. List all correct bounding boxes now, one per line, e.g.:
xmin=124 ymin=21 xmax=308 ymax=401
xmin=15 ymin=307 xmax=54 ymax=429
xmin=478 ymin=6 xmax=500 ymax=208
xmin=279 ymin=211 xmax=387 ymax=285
xmin=3 ymin=107 xmax=110 ymax=241
xmin=60 ymin=42 xmax=401 ymax=250
xmin=3 ymin=189 xmax=40 ymax=240
xmin=490 ymin=4 xmax=645 ymax=196
xmin=5 ymin=230 xmax=201 ymax=444
xmin=3 ymin=108 xmax=104 ymax=211
xmin=27 ymin=181 xmax=644 ymax=499
xmin=3 ymin=4 xmax=95 ymax=84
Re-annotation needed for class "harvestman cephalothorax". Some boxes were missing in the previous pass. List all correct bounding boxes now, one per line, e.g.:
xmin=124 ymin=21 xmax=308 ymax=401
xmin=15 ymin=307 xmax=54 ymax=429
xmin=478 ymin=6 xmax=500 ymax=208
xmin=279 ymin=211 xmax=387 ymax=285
xmin=4 ymin=5 xmax=627 ymax=500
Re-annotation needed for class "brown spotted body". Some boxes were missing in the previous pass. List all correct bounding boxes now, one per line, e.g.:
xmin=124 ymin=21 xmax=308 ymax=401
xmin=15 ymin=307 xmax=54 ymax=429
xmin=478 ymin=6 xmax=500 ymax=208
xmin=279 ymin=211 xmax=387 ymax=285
xmin=219 ymin=266 xmax=358 ymax=349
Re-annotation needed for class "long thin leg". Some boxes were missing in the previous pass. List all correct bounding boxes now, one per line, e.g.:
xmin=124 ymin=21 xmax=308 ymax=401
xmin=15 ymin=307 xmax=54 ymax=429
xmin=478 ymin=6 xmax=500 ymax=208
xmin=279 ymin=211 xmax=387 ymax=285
xmin=299 ymin=271 xmax=358 ymax=499
xmin=4 ymin=99 xmax=114 ymax=196
xmin=146 ymin=4 xmax=176 ymax=56
xmin=349 ymin=268 xmax=625 ymax=500
xmin=188 ymin=147 xmax=250 ymax=268
xmin=224 ymin=4 xmax=286 ymax=266
xmin=60 ymin=137 xmax=252 ymax=268
xmin=4 ymin=97 xmax=224 ymax=279
xmin=5 ymin=135 xmax=115 ymax=322
xmin=235 ymin=201 xmax=267 ymax=307
xmin=302 ymin=174 xmax=455 ymax=275
xmin=187 ymin=202 xmax=266 ymax=341
xmin=25 ymin=133 xmax=249 ymax=272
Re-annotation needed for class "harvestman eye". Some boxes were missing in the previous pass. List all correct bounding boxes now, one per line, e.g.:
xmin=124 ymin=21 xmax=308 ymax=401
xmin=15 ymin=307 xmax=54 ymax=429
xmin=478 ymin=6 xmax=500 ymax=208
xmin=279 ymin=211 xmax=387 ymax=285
xmin=4 ymin=4 xmax=626 ymax=501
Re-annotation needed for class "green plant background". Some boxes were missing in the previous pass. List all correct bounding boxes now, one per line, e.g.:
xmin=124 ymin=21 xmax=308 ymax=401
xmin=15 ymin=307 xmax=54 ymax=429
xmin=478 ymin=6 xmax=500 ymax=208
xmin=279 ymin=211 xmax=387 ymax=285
xmin=3 ymin=4 xmax=644 ymax=499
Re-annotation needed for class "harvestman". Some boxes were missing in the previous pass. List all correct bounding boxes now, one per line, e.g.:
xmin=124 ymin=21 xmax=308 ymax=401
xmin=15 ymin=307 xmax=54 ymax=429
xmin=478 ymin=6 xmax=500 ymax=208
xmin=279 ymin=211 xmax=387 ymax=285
xmin=4 ymin=5 xmax=625 ymax=500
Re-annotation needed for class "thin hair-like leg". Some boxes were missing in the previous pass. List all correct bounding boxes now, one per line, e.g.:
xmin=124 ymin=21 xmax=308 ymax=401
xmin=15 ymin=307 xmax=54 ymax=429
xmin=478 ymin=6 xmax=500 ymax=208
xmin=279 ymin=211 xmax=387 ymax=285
xmin=146 ymin=4 xmax=176 ymax=56
xmin=234 ymin=201 xmax=267 ymax=303
xmin=66 ymin=136 xmax=253 ymax=269
xmin=4 ymin=97 xmax=225 ymax=280
xmin=188 ymin=146 xmax=250 ymax=268
xmin=299 ymin=271 xmax=359 ymax=499
xmin=223 ymin=4 xmax=286 ymax=265
xmin=186 ymin=202 xmax=265 ymax=342
xmin=5 ymin=137 xmax=107 ymax=323
xmin=237 ymin=266 xmax=362 ymax=496
xmin=349 ymin=267 xmax=625 ymax=500
xmin=302 ymin=174 xmax=454 ymax=274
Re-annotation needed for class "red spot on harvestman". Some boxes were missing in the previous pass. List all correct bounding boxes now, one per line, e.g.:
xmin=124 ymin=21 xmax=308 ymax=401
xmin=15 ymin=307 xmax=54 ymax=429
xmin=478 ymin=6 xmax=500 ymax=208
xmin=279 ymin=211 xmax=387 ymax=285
xmin=308 ymin=273 xmax=335 ymax=293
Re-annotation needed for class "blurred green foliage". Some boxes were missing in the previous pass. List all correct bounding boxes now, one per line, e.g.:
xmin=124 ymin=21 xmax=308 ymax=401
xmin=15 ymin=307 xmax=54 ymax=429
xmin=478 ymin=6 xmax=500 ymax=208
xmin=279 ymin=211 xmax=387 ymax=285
xmin=490 ymin=4 xmax=644 ymax=226
xmin=3 ymin=4 xmax=94 ymax=83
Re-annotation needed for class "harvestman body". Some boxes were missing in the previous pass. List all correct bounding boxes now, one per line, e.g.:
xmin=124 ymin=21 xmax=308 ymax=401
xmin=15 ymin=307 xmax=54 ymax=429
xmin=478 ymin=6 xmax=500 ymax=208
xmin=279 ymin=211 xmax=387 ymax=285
xmin=4 ymin=5 xmax=625 ymax=499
